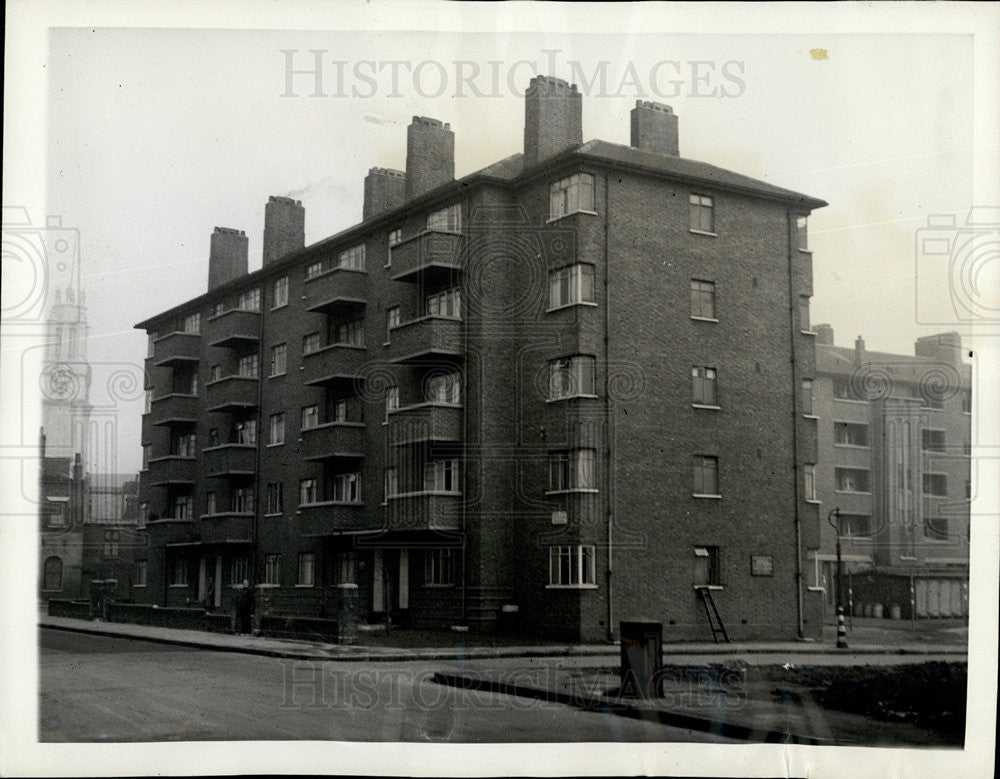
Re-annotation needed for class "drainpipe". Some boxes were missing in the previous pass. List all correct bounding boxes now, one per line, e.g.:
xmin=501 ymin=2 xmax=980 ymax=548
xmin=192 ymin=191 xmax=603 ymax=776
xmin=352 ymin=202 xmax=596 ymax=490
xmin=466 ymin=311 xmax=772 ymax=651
xmin=603 ymin=173 xmax=614 ymax=644
xmin=787 ymin=210 xmax=805 ymax=639
xmin=251 ymin=297 xmax=265 ymax=588
xmin=460 ymin=197 xmax=469 ymax=624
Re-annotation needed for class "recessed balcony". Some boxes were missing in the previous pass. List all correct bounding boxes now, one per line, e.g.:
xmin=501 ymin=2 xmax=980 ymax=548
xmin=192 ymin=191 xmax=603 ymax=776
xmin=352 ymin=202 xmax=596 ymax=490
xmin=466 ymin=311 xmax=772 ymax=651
xmin=384 ymin=492 xmax=462 ymax=532
xmin=205 ymin=375 xmax=259 ymax=413
xmin=387 ymin=403 xmax=463 ymax=444
xmin=300 ymin=422 xmax=365 ymax=461
xmin=151 ymin=332 xmax=201 ymax=368
xmin=387 ymin=316 xmax=462 ymax=363
xmin=149 ymin=393 xmax=199 ymax=427
xmin=206 ymin=308 xmax=261 ymax=349
xmin=199 ymin=513 xmax=254 ymax=544
xmin=202 ymin=444 xmax=256 ymax=478
xmin=301 ymin=344 xmax=367 ymax=390
xmin=303 ymin=268 xmax=367 ymax=316
xmin=390 ymin=231 xmax=464 ymax=283
xmin=147 ymin=456 xmax=196 ymax=486
xmin=298 ymin=501 xmax=374 ymax=536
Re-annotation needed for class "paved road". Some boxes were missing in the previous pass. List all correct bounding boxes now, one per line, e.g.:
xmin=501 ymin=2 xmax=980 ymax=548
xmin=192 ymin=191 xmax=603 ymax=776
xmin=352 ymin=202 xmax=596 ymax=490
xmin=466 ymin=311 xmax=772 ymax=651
xmin=39 ymin=629 xmax=739 ymax=743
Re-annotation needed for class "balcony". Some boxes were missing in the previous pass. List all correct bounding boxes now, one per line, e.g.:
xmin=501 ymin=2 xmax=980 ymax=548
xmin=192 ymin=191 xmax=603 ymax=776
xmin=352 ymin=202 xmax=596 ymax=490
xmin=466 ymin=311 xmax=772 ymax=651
xmin=390 ymin=231 xmax=464 ymax=283
xmin=149 ymin=393 xmax=199 ymax=427
xmin=147 ymin=455 xmax=196 ymax=486
xmin=300 ymin=422 xmax=365 ymax=461
xmin=388 ymin=316 xmax=462 ymax=363
xmin=202 ymin=444 xmax=256 ymax=478
xmin=298 ymin=501 xmax=374 ymax=536
xmin=206 ymin=308 xmax=261 ymax=349
xmin=387 ymin=404 xmax=462 ymax=445
xmin=151 ymin=332 xmax=200 ymax=368
xmin=385 ymin=492 xmax=462 ymax=532
xmin=199 ymin=513 xmax=254 ymax=544
xmin=303 ymin=268 xmax=367 ymax=317
xmin=205 ymin=375 xmax=259 ymax=413
xmin=301 ymin=344 xmax=367 ymax=390
xmin=145 ymin=518 xmax=196 ymax=546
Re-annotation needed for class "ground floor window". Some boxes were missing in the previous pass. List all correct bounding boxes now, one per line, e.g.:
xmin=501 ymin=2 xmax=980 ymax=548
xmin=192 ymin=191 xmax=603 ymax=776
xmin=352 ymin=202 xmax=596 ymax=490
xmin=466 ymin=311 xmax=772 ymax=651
xmin=230 ymin=556 xmax=250 ymax=585
xmin=170 ymin=557 xmax=189 ymax=587
xmin=135 ymin=560 xmax=148 ymax=587
xmin=43 ymin=556 xmax=62 ymax=590
xmin=298 ymin=552 xmax=315 ymax=586
xmin=336 ymin=551 xmax=358 ymax=584
xmin=264 ymin=554 xmax=280 ymax=585
xmin=548 ymin=545 xmax=596 ymax=587
xmin=424 ymin=548 xmax=455 ymax=586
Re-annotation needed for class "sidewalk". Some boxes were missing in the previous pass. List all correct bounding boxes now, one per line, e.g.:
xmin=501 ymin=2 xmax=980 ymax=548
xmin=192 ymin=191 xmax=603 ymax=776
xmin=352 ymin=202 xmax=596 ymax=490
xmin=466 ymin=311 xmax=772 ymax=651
xmin=39 ymin=614 xmax=968 ymax=663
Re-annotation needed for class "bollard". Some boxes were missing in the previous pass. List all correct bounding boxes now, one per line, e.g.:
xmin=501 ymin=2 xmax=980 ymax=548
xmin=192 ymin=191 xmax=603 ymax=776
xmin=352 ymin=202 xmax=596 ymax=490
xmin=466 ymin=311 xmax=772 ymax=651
xmin=836 ymin=605 xmax=849 ymax=649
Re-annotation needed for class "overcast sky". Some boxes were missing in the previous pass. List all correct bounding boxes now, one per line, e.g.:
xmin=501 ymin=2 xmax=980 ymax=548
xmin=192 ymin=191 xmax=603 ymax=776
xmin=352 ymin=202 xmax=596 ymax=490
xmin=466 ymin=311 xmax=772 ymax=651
xmin=41 ymin=28 xmax=984 ymax=473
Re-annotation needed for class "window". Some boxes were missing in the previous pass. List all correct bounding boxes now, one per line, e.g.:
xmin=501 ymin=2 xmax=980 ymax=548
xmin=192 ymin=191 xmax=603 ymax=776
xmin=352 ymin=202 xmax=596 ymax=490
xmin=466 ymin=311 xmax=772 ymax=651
xmin=303 ymin=332 xmax=321 ymax=355
xmin=235 ymin=419 xmax=257 ymax=445
xmin=331 ymin=398 xmax=348 ymax=423
xmin=264 ymin=554 xmax=280 ymax=585
xmin=384 ymin=468 xmax=398 ymax=499
xmin=232 ymin=487 xmax=255 ymax=514
xmin=798 ymin=296 xmax=811 ymax=332
xmin=46 ymin=504 xmax=66 ymax=529
xmin=834 ymin=422 xmax=870 ymax=447
xmin=205 ymin=491 xmax=217 ymax=515
xmin=337 ymin=244 xmax=366 ymax=271
xmin=306 ymin=260 xmax=324 ymax=279
xmin=212 ymin=301 xmax=225 ymax=318
xmin=238 ymin=288 xmax=260 ymax=312
xmin=266 ymin=482 xmax=284 ymax=515
xmin=238 ymin=353 xmax=259 ymax=379
xmin=549 ymin=356 xmax=596 ymax=400
xmin=796 ymin=215 xmax=808 ymax=251
xmin=424 ymin=459 xmax=461 ymax=493
xmin=549 ymin=449 xmax=596 ymax=492
xmin=838 ymin=514 xmax=872 ymax=539
xmin=269 ymin=413 xmax=285 ymax=445
xmin=230 ymin=556 xmax=249 ymax=585
xmin=386 ymin=385 xmax=399 ymax=417
xmin=690 ymin=280 xmax=716 ymax=319
xmin=801 ymin=379 xmax=814 ymax=415
xmin=548 ymin=545 xmax=596 ymax=587
xmin=43 ymin=557 xmax=62 ymax=590
xmin=208 ymin=428 xmax=220 ymax=447
xmin=961 ymin=391 xmax=971 ymax=414
xmin=923 ymin=473 xmax=947 ymax=497
xmin=144 ymin=388 xmax=152 ymax=414
xmin=147 ymin=332 xmax=157 ymax=358
xmin=335 ymin=319 xmax=365 ymax=347
xmin=142 ymin=444 xmax=151 ymax=470
xmin=832 ymin=377 xmax=862 ymax=401
xmin=273 ymin=276 xmax=289 ymax=308
xmin=135 ymin=560 xmax=148 ymax=587
xmin=183 ymin=313 xmax=200 ymax=335
xmin=171 ymin=557 xmax=188 ymax=587
xmin=836 ymin=468 xmax=870 ymax=493
xmin=549 ymin=264 xmax=595 ymax=309
xmin=270 ymin=343 xmax=287 ymax=376
xmin=331 ymin=472 xmax=362 ymax=502
xmin=427 ymin=204 xmax=462 ymax=232
xmin=924 ymin=517 xmax=950 ymax=541
xmin=425 ymin=288 xmax=462 ymax=318
xmin=138 ymin=502 xmax=149 ymax=530
xmin=388 ymin=228 xmax=402 ymax=248
xmin=425 ymin=549 xmax=456 ymax=586
xmin=210 ymin=364 xmax=222 ymax=382
xmin=922 ymin=429 xmax=946 ymax=453
xmin=297 ymin=553 xmax=315 ymax=586
xmin=386 ymin=306 xmax=400 ymax=342
xmin=693 ymin=546 xmax=722 ymax=586
xmin=693 ymin=456 xmax=720 ymax=496
xmin=103 ymin=530 xmax=120 ymax=558
xmin=299 ymin=478 xmax=318 ymax=505
xmin=336 ymin=551 xmax=358 ymax=584
xmin=549 ymin=173 xmax=595 ymax=220
xmin=426 ymin=371 xmax=461 ymax=404
xmin=691 ymin=366 xmax=718 ymax=406
xmin=804 ymin=464 xmax=817 ymax=501
xmin=301 ymin=405 xmax=319 ymax=430
xmin=689 ymin=194 xmax=715 ymax=233
xmin=172 ymin=432 xmax=196 ymax=457
xmin=170 ymin=494 xmax=194 ymax=520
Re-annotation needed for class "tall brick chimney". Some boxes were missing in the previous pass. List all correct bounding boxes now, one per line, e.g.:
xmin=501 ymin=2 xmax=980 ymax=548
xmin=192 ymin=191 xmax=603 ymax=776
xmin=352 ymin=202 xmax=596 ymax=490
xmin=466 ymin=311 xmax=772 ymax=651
xmin=263 ymin=196 xmax=305 ymax=267
xmin=915 ymin=332 xmax=963 ymax=367
xmin=854 ymin=335 xmax=866 ymax=365
xmin=630 ymin=100 xmax=679 ymax=157
xmin=813 ymin=323 xmax=835 ymax=345
xmin=405 ymin=117 xmax=454 ymax=200
xmin=208 ymin=227 xmax=248 ymax=290
xmin=364 ymin=167 xmax=407 ymax=221
xmin=523 ymin=76 xmax=583 ymax=168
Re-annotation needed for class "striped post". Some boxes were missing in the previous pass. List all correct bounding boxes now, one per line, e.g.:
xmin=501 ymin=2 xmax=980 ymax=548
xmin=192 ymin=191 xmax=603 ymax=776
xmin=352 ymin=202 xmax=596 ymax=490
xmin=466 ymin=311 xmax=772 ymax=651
xmin=836 ymin=605 xmax=849 ymax=649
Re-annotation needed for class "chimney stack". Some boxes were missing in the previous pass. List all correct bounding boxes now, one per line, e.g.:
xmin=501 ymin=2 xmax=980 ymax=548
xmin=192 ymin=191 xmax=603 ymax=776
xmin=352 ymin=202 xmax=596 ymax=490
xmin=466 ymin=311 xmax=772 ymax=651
xmin=364 ymin=167 xmax=407 ymax=221
xmin=854 ymin=335 xmax=866 ymax=365
xmin=208 ymin=227 xmax=248 ymax=290
xmin=630 ymin=100 xmax=679 ymax=156
xmin=405 ymin=117 xmax=454 ymax=200
xmin=523 ymin=76 xmax=583 ymax=167
xmin=813 ymin=323 xmax=835 ymax=345
xmin=915 ymin=332 xmax=963 ymax=367
xmin=263 ymin=196 xmax=305 ymax=266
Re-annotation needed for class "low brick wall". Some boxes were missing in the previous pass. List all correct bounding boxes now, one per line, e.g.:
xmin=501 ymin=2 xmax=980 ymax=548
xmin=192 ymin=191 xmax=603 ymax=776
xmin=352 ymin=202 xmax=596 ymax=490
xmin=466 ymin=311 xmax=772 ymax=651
xmin=48 ymin=600 xmax=92 ymax=619
xmin=107 ymin=603 xmax=234 ymax=633
xmin=259 ymin=615 xmax=339 ymax=642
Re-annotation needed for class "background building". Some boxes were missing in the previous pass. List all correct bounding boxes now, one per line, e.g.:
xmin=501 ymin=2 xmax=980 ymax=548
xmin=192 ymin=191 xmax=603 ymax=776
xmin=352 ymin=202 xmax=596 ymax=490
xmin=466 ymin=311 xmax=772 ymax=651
xmin=810 ymin=326 xmax=971 ymax=619
xmin=135 ymin=77 xmax=826 ymax=642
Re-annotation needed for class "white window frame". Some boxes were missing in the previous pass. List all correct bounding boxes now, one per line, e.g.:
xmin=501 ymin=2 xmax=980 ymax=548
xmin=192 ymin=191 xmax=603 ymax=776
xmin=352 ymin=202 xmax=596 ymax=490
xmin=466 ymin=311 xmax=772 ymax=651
xmin=691 ymin=366 xmax=718 ymax=407
xmin=424 ymin=548 xmax=456 ymax=586
xmin=426 ymin=371 xmax=461 ymax=405
xmin=427 ymin=204 xmax=462 ymax=233
xmin=297 ymin=553 xmax=316 ymax=587
xmin=269 ymin=413 xmax=285 ymax=446
xmin=264 ymin=554 xmax=281 ymax=585
xmin=549 ymin=355 xmax=596 ymax=400
xmin=693 ymin=455 xmax=720 ymax=497
xmin=548 ymin=449 xmax=596 ymax=493
xmin=273 ymin=276 xmax=289 ymax=309
xmin=183 ymin=313 xmax=200 ymax=335
xmin=238 ymin=288 xmax=260 ymax=312
xmin=337 ymin=244 xmax=366 ymax=271
xmin=834 ymin=422 xmax=870 ymax=448
xmin=238 ymin=353 xmax=259 ymax=379
xmin=689 ymin=193 xmax=715 ymax=234
xmin=425 ymin=288 xmax=462 ymax=318
xmin=306 ymin=260 xmax=324 ymax=279
xmin=424 ymin=459 xmax=461 ymax=493
xmin=331 ymin=472 xmax=362 ymax=503
xmin=303 ymin=332 xmax=321 ymax=355
xmin=835 ymin=468 xmax=871 ymax=494
xmin=549 ymin=173 xmax=596 ymax=221
xmin=548 ymin=545 xmax=597 ymax=587
xmin=266 ymin=482 xmax=284 ymax=515
xmin=299 ymin=478 xmax=318 ymax=506
xmin=548 ymin=264 xmax=595 ymax=310
xmin=690 ymin=279 xmax=716 ymax=320
xmin=301 ymin=405 xmax=319 ymax=431
xmin=270 ymin=343 xmax=287 ymax=377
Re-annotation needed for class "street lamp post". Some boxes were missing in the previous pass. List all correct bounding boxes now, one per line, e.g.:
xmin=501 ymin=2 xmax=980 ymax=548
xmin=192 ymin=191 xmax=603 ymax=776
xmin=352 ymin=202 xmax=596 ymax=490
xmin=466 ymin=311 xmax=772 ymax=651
xmin=828 ymin=507 xmax=848 ymax=648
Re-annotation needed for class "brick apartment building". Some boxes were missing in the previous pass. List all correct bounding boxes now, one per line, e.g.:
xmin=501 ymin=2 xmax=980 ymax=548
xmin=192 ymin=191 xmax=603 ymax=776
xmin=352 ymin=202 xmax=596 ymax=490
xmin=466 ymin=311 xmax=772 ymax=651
xmin=808 ymin=327 xmax=971 ymax=620
xmin=135 ymin=76 xmax=827 ymax=642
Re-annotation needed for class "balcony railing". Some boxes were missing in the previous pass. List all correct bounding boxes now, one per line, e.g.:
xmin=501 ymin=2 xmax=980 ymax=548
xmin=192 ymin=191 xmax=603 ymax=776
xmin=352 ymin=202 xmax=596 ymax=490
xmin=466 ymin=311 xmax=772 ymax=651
xmin=297 ymin=501 xmax=374 ymax=536
xmin=387 ymin=316 xmax=462 ymax=363
xmin=300 ymin=422 xmax=365 ymax=461
xmin=205 ymin=375 xmax=259 ymax=413
xmin=301 ymin=344 xmax=367 ymax=389
xmin=390 ymin=230 xmax=463 ymax=283
xmin=385 ymin=492 xmax=462 ymax=532
xmin=206 ymin=308 xmax=261 ymax=349
xmin=303 ymin=268 xmax=367 ymax=316
xmin=151 ymin=332 xmax=200 ymax=368
xmin=149 ymin=393 xmax=199 ymax=427
xmin=145 ymin=518 xmax=196 ymax=546
xmin=147 ymin=455 xmax=197 ymax=486
xmin=202 ymin=444 xmax=256 ymax=478
xmin=199 ymin=513 xmax=254 ymax=544
xmin=387 ymin=403 xmax=462 ymax=444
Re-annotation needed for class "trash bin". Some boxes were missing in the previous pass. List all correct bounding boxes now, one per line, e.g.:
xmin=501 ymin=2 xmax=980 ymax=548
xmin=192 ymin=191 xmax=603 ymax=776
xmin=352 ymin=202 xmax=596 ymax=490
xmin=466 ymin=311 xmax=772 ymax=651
xmin=498 ymin=604 xmax=519 ymax=635
xmin=873 ymin=603 xmax=884 ymax=619
xmin=863 ymin=603 xmax=872 ymax=618
xmin=890 ymin=604 xmax=902 ymax=620
xmin=620 ymin=620 xmax=663 ymax=699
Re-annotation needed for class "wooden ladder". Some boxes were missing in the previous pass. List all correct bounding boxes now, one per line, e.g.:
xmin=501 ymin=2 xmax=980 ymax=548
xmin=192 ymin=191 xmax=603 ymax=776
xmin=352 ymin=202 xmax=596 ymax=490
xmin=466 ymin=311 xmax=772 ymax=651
xmin=697 ymin=587 xmax=730 ymax=644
